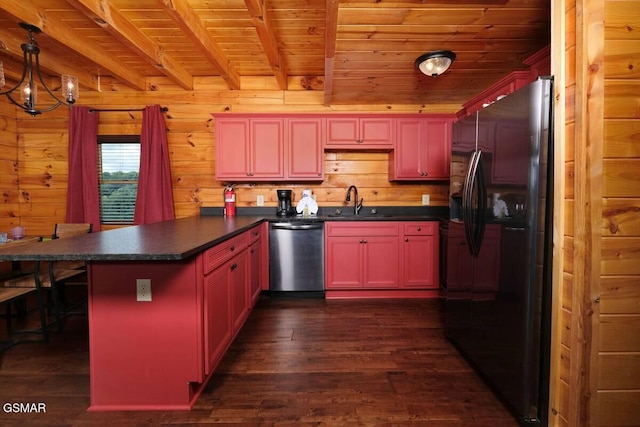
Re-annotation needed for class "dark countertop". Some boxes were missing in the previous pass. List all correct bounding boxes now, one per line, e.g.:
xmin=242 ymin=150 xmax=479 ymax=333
xmin=0 ymin=216 xmax=265 ymax=262
xmin=0 ymin=210 xmax=447 ymax=262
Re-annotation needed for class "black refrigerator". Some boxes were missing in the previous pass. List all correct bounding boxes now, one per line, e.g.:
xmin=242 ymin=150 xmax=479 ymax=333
xmin=445 ymin=77 xmax=553 ymax=426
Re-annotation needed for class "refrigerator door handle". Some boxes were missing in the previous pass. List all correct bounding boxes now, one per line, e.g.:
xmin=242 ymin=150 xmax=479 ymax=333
xmin=463 ymin=150 xmax=480 ymax=255
xmin=473 ymin=150 xmax=487 ymax=257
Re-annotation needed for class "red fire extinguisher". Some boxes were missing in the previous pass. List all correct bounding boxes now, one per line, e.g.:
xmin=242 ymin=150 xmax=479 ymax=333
xmin=224 ymin=185 xmax=236 ymax=217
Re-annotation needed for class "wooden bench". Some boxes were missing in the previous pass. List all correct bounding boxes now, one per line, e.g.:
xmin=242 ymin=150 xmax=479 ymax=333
xmin=3 ymin=267 xmax=86 ymax=289
xmin=0 ymin=286 xmax=39 ymax=351
xmin=2 ymin=262 xmax=87 ymax=339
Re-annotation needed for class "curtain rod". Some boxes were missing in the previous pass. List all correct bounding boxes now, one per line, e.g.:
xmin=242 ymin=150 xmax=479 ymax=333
xmin=88 ymin=106 xmax=169 ymax=113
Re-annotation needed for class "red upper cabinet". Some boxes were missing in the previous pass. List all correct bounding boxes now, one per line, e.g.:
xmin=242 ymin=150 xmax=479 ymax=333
xmin=215 ymin=117 xmax=284 ymax=181
xmin=215 ymin=115 xmax=324 ymax=181
xmin=389 ymin=116 xmax=453 ymax=180
xmin=250 ymin=119 xmax=285 ymax=178
xmin=462 ymin=71 xmax=532 ymax=116
xmin=215 ymin=117 xmax=250 ymax=179
xmin=285 ymin=117 xmax=324 ymax=180
xmin=326 ymin=115 xmax=394 ymax=149
xmin=524 ymin=45 xmax=551 ymax=80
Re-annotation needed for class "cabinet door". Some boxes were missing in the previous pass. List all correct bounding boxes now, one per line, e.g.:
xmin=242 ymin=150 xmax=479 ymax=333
xmin=402 ymin=235 xmax=437 ymax=288
xmin=325 ymin=236 xmax=362 ymax=288
xmin=326 ymin=117 xmax=359 ymax=146
xmin=250 ymin=119 xmax=284 ymax=179
xmin=203 ymin=266 xmax=231 ymax=374
xmin=423 ymin=118 xmax=452 ymax=179
xmin=326 ymin=116 xmax=393 ymax=148
xmin=215 ymin=118 xmax=250 ymax=179
xmin=229 ymin=252 xmax=249 ymax=332
xmin=249 ymin=239 xmax=261 ymax=305
xmin=362 ymin=236 xmax=399 ymax=288
xmin=392 ymin=117 xmax=451 ymax=180
xmin=360 ymin=117 xmax=393 ymax=147
xmin=392 ymin=119 xmax=422 ymax=178
xmin=286 ymin=118 xmax=324 ymax=180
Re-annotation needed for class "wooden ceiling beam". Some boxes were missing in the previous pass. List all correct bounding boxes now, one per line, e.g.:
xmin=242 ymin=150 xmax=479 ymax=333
xmin=158 ymin=0 xmax=240 ymax=90
xmin=67 ymin=0 xmax=193 ymax=90
xmin=0 ymin=1 xmax=146 ymax=91
xmin=243 ymin=0 xmax=287 ymax=90
xmin=0 ymin=27 xmax=99 ymax=92
xmin=324 ymin=0 xmax=339 ymax=106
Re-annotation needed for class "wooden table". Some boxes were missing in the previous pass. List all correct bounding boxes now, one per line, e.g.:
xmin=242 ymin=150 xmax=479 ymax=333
xmin=0 ymin=236 xmax=45 ymax=348
xmin=0 ymin=236 xmax=43 ymax=272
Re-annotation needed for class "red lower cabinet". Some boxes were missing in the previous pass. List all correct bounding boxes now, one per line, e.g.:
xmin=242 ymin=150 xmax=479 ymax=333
xmin=401 ymin=222 xmax=438 ymax=289
xmin=325 ymin=221 xmax=439 ymax=297
xmin=87 ymin=227 xmax=261 ymax=411
xmin=325 ymin=222 xmax=400 ymax=289
xmin=203 ymin=264 xmax=232 ymax=375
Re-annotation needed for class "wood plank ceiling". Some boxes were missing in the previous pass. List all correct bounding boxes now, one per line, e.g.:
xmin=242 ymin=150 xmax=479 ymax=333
xmin=0 ymin=0 xmax=550 ymax=107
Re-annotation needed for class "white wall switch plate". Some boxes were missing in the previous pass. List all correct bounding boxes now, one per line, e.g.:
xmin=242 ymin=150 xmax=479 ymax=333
xmin=421 ymin=194 xmax=430 ymax=205
xmin=136 ymin=279 xmax=152 ymax=302
xmin=257 ymin=195 xmax=264 ymax=206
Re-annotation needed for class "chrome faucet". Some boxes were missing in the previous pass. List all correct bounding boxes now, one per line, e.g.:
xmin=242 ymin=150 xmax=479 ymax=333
xmin=345 ymin=185 xmax=363 ymax=215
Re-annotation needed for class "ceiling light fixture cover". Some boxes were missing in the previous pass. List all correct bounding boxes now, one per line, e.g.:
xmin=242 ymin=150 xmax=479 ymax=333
xmin=0 ymin=23 xmax=78 ymax=116
xmin=415 ymin=50 xmax=456 ymax=77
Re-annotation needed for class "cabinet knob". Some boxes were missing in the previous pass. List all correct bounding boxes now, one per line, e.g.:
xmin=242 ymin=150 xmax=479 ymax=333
xmin=230 ymin=245 xmax=235 ymax=251
xmin=231 ymin=263 xmax=237 ymax=270
xmin=405 ymin=238 xmax=409 ymax=242
xmin=417 ymin=227 xmax=422 ymax=231
xmin=356 ymin=139 xmax=363 ymax=144
xmin=362 ymin=239 xmax=367 ymax=244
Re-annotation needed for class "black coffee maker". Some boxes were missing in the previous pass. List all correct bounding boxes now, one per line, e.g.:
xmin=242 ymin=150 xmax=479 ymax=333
xmin=276 ymin=189 xmax=294 ymax=217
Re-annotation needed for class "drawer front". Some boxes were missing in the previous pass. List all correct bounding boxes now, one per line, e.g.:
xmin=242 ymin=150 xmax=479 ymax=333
xmin=203 ymin=234 xmax=247 ymax=275
xmin=403 ymin=221 xmax=437 ymax=236
xmin=247 ymin=225 xmax=261 ymax=245
xmin=326 ymin=221 xmax=399 ymax=237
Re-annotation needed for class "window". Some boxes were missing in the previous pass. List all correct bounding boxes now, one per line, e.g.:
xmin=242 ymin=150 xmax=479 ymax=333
xmin=98 ymin=136 xmax=140 ymax=225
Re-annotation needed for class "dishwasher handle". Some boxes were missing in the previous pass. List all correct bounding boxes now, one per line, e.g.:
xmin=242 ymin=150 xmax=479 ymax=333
xmin=271 ymin=223 xmax=324 ymax=231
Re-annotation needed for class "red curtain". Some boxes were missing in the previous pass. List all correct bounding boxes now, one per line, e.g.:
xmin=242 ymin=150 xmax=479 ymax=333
xmin=134 ymin=105 xmax=175 ymax=224
xmin=66 ymin=106 xmax=101 ymax=231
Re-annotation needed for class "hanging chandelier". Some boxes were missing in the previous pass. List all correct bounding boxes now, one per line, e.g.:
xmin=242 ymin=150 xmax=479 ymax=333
xmin=0 ymin=23 xmax=78 ymax=116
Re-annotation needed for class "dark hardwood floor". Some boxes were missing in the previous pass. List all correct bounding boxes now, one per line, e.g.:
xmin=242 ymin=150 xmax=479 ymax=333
xmin=0 ymin=296 xmax=518 ymax=426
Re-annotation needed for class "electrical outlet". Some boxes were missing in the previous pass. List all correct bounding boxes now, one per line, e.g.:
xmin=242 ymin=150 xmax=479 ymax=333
xmin=257 ymin=195 xmax=264 ymax=206
xmin=136 ymin=279 xmax=152 ymax=302
xmin=421 ymin=194 xmax=430 ymax=205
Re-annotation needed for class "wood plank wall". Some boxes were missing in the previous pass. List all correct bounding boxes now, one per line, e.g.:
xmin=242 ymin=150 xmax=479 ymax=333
xmin=596 ymin=0 xmax=640 ymax=424
xmin=0 ymin=102 xmax=18 ymax=233
xmin=551 ymin=0 xmax=640 ymax=426
xmin=6 ymin=85 xmax=451 ymax=236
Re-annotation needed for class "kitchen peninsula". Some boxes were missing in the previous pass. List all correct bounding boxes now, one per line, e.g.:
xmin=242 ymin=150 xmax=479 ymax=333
xmin=0 ymin=216 xmax=267 ymax=411
xmin=0 ymin=213 xmax=443 ymax=410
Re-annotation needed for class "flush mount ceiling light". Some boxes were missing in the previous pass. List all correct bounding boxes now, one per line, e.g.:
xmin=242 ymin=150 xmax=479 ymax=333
xmin=0 ymin=23 xmax=78 ymax=116
xmin=415 ymin=50 xmax=456 ymax=77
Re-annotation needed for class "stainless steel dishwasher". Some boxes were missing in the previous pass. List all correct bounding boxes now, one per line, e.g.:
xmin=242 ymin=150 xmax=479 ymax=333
xmin=269 ymin=222 xmax=325 ymax=296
